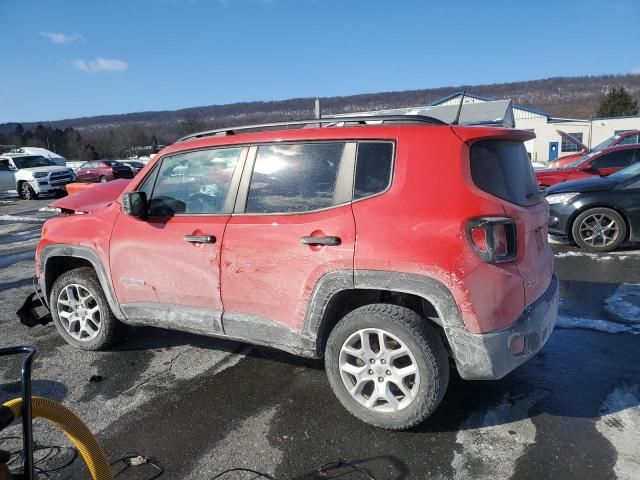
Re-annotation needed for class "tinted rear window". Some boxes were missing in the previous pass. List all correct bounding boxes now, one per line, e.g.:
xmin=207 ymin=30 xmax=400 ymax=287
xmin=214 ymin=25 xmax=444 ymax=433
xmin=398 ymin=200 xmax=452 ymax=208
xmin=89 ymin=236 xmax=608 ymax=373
xmin=470 ymin=140 xmax=540 ymax=206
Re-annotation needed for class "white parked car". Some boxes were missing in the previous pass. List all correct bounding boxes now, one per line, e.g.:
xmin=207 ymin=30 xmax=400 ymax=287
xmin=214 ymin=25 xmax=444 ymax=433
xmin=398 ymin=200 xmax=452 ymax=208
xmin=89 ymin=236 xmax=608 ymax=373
xmin=0 ymin=153 xmax=76 ymax=199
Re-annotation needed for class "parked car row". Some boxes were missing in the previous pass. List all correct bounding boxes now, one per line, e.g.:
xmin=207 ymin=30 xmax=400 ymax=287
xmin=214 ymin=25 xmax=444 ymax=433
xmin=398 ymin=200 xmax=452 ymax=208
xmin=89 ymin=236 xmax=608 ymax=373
xmin=547 ymin=129 xmax=640 ymax=169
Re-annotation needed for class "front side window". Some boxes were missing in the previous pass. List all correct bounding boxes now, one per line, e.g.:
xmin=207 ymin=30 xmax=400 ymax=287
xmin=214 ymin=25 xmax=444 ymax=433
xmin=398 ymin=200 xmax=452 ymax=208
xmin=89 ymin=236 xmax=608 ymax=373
xmin=0 ymin=159 xmax=11 ymax=171
xmin=147 ymin=147 xmax=241 ymax=216
xmin=561 ymin=133 xmax=584 ymax=153
xmin=354 ymin=142 xmax=394 ymax=200
xmin=591 ymin=149 xmax=636 ymax=169
xmin=245 ymin=143 xmax=348 ymax=214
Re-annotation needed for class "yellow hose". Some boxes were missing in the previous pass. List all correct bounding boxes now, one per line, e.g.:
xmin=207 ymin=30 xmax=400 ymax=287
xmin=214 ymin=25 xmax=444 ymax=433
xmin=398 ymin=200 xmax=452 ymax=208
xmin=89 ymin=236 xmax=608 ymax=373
xmin=3 ymin=396 xmax=113 ymax=480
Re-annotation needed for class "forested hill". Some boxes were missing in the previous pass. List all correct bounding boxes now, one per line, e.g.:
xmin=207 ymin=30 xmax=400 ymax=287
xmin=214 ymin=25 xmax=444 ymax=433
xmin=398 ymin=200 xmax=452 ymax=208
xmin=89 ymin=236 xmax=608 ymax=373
xmin=2 ymin=74 xmax=639 ymax=160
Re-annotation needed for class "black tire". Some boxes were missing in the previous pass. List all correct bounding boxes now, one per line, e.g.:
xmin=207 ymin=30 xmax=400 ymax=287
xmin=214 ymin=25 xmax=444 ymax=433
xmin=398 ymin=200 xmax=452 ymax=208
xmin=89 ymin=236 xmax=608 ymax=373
xmin=571 ymin=207 xmax=627 ymax=252
xmin=19 ymin=182 xmax=37 ymax=200
xmin=99 ymin=176 xmax=108 ymax=183
xmin=50 ymin=267 xmax=122 ymax=351
xmin=325 ymin=304 xmax=449 ymax=430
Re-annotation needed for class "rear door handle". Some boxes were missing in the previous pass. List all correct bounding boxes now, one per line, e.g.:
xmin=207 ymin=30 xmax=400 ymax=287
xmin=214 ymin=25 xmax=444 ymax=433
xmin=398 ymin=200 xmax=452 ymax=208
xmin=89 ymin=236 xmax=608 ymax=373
xmin=184 ymin=235 xmax=216 ymax=244
xmin=300 ymin=236 xmax=341 ymax=246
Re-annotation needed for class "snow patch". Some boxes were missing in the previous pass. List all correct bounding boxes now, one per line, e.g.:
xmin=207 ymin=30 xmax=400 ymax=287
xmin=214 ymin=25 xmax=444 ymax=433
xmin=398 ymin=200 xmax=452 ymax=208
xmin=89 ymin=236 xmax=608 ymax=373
xmin=604 ymin=284 xmax=640 ymax=325
xmin=595 ymin=385 xmax=640 ymax=480
xmin=554 ymin=251 xmax=615 ymax=261
xmin=0 ymin=214 xmax=44 ymax=223
xmin=452 ymin=391 xmax=545 ymax=479
xmin=555 ymin=315 xmax=640 ymax=335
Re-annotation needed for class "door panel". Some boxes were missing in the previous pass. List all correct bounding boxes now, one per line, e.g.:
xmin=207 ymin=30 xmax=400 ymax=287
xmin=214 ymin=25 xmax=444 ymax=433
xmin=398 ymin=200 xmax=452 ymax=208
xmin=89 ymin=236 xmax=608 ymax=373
xmin=221 ymin=206 xmax=355 ymax=330
xmin=110 ymin=213 xmax=228 ymax=309
xmin=109 ymin=146 xmax=245 ymax=331
xmin=221 ymin=141 xmax=356 ymax=331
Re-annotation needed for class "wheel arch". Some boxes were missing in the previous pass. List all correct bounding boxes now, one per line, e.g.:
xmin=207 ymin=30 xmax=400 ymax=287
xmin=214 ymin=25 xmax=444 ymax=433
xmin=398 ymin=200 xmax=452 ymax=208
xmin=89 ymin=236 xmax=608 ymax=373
xmin=303 ymin=270 xmax=466 ymax=358
xmin=40 ymin=244 xmax=126 ymax=321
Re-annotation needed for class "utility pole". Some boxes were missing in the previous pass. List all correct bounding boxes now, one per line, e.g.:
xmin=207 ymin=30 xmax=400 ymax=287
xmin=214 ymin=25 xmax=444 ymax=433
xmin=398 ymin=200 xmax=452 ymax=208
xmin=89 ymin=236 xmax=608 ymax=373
xmin=314 ymin=97 xmax=322 ymax=120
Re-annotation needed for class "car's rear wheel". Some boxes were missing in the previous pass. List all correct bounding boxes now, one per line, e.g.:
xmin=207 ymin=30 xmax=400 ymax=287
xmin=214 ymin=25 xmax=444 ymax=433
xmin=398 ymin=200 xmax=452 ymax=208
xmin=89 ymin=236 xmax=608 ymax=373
xmin=571 ymin=207 xmax=627 ymax=252
xmin=19 ymin=182 xmax=37 ymax=200
xmin=325 ymin=304 xmax=449 ymax=430
xmin=50 ymin=267 xmax=122 ymax=350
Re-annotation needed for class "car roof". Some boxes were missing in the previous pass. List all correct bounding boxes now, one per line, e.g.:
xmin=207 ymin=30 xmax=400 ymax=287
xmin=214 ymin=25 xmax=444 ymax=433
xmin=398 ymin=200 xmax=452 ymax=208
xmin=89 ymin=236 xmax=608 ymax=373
xmin=594 ymin=143 xmax=640 ymax=155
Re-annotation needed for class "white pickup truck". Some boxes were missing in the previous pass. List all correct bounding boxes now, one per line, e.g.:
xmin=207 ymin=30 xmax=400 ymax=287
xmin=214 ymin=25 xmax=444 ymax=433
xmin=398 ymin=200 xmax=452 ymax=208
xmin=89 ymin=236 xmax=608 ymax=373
xmin=0 ymin=153 xmax=76 ymax=199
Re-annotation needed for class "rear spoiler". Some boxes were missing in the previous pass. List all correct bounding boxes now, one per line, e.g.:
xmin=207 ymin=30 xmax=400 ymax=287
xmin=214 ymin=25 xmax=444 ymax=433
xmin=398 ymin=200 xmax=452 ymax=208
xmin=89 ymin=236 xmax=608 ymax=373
xmin=451 ymin=126 xmax=535 ymax=144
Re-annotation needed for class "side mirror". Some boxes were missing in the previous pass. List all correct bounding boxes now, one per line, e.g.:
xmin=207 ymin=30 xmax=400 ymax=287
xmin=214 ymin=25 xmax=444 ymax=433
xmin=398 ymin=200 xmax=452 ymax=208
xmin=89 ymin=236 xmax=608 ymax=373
xmin=122 ymin=191 xmax=147 ymax=219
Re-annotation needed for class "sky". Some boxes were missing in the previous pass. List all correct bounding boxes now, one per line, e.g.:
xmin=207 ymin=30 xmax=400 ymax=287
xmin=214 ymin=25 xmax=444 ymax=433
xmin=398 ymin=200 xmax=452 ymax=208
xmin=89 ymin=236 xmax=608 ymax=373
xmin=1 ymin=0 xmax=639 ymax=123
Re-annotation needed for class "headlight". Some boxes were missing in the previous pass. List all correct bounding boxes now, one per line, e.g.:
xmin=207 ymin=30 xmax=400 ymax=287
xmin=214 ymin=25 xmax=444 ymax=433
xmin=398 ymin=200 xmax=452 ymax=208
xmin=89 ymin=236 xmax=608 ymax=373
xmin=546 ymin=192 xmax=579 ymax=205
xmin=548 ymin=162 xmax=559 ymax=169
xmin=33 ymin=172 xmax=48 ymax=178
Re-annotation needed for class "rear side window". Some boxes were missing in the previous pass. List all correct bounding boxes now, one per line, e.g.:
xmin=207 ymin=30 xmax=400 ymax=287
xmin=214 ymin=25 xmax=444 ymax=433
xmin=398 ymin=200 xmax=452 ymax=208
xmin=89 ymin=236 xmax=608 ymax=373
xmin=354 ymin=142 xmax=393 ymax=200
xmin=246 ymin=142 xmax=349 ymax=214
xmin=470 ymin=140 xmax=540 ymax=207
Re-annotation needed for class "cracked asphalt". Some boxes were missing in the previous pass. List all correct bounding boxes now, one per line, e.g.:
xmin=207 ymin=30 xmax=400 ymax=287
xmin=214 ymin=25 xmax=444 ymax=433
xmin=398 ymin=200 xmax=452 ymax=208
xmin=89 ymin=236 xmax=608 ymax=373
xmin=1 ymin=194 xmax=639 ymax=480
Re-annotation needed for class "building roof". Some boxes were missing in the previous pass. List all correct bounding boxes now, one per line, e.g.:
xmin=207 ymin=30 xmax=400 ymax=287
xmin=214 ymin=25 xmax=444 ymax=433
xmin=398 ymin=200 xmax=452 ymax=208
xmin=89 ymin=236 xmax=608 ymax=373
xmin=329 ymin=99 xmax=515 ymax=128
xmin=429 ymin=91 xmax=551 ymax=118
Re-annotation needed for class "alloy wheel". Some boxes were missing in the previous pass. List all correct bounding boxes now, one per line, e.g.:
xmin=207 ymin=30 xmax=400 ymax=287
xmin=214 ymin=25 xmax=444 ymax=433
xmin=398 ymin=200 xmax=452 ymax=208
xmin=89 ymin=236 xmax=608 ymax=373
xmin=56 ymin=284 xmax=102 ymax=341
xmin=339 ymin=328 xmax=420 ymax=413
xmin=578 ymin=213 xmax=619 ymax=248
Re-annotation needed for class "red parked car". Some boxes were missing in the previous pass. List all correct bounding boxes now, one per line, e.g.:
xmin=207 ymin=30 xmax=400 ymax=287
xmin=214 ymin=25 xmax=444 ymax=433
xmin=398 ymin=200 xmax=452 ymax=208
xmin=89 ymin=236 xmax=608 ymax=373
xmin=33 ymin=116 xmax=557 ymax=430
xmin=548 ymin=129 xmax=640 ymax=169
xmin=536 ymin=144 xmax=640 ymax=188
xmin=75 ymin=160 xmax=134 ymax=183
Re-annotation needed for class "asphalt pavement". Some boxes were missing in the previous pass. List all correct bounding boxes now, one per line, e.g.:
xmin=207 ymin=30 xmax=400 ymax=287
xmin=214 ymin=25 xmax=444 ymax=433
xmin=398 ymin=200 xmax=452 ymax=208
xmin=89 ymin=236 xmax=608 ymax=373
xmin=0 ymin=194 xmax=639 ymax=480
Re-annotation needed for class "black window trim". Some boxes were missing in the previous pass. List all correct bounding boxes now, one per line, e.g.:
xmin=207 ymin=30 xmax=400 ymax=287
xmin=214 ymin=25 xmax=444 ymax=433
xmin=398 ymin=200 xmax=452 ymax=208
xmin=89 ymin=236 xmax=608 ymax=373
xmin=132 ymin=145 xmax=249 ymax=218
xmin=233 ymin=140 xmax=358 ymax=216
xmin=351 ymin=140 xmax=396 ymax=204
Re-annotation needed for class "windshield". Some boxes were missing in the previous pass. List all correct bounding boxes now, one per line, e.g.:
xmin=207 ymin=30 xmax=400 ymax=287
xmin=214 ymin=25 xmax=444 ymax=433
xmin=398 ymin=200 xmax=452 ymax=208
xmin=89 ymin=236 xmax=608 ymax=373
xmin=12 ymin=156 xmax=56 ymax=169
xmin=125 ymin=162 xmax=144 ymax=167
xmin=104 ymin=160 xmax=125 ymax=167
xmin=591 ymin=135 xmax=619 ymax=153
xmin=563 ymin=151 xmax=596 ymax=169
xmin=609 ymin=162 xmax=640 ymax=180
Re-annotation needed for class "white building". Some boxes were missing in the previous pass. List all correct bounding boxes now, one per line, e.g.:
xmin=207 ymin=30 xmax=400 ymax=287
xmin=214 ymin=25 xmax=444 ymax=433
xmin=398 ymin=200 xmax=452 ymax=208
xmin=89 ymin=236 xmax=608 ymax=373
xmin=429 ymin=92 xmax=640 ymax=163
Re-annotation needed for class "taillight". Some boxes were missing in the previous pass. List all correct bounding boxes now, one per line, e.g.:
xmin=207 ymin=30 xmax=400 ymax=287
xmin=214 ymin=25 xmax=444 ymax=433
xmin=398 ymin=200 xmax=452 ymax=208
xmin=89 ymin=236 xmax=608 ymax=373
xmin=466 ymin=217 xmax=517 ymax=263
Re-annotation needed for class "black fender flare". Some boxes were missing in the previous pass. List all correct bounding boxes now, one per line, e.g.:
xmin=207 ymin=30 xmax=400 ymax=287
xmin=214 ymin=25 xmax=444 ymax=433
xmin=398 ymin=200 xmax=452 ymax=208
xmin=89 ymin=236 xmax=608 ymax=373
xmin=302 ymin=269 xmax=468 ymax=353
xmin=40 ymin=244 xmax=126 ymax=321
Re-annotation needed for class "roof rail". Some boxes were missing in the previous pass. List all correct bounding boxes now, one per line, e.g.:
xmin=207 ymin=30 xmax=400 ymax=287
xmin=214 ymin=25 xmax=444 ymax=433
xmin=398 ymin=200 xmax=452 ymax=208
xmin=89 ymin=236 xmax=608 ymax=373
xmin=177 ymin=114 xmax=446 ymax=142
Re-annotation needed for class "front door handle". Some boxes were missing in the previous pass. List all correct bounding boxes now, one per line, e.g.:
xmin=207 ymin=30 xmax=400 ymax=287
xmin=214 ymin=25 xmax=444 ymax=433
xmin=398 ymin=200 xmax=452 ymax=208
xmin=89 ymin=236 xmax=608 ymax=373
xmin=300 ymin=236 xmax=341 ymax=246
xmin=184 ymin=235 xmax=216 ymax=244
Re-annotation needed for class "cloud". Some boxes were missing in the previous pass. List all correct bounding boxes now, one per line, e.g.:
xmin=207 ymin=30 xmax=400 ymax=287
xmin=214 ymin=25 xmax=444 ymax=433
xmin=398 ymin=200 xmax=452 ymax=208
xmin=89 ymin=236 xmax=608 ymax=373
xmin=72 ymin=58 xmax=128 ymax=73
xmin=39 ymin=32 xmax=85 ymax=45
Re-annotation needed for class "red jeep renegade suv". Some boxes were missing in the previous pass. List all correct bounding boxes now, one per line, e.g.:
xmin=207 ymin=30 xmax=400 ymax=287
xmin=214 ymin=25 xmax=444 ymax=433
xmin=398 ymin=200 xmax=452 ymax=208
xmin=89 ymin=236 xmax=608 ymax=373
xmin=34 ymin=116 xmax=558 ymax=430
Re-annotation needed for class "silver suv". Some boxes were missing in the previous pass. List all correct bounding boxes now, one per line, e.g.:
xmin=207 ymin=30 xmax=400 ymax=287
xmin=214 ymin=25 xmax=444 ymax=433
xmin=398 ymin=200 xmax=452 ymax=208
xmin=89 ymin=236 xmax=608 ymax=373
xmin=0 ymin=154 xmax=76 ymax=199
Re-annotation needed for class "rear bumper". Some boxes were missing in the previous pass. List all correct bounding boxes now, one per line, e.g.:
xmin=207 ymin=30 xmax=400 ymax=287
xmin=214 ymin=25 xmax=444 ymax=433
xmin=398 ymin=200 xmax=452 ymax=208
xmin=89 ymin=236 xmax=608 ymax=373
xmin=450 ymin=274 xmax=559 ymax=380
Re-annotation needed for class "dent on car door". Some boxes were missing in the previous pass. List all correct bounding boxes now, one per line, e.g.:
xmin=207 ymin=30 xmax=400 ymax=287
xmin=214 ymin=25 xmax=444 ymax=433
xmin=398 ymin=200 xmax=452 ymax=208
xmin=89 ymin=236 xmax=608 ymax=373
xmin=220 ymin=142 xmax=357 ymax=340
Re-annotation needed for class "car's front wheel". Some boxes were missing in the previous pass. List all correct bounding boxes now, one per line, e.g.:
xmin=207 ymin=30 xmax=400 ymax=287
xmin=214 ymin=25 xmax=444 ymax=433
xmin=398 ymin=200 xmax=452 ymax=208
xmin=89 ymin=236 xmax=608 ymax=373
xmin=19 ymin=182 xmax=37 ymax=200
xmin=325 ymin=304 xmax=449 ymax=430
xmin=571 ymin=207 xmax=627 ymax=252
xmin=50 ymin=267 xmax=122 ymax=350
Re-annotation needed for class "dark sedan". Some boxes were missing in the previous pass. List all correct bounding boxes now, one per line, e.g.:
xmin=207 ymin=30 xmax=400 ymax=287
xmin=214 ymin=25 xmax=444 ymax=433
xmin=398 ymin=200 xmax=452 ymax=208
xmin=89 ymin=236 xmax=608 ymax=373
xmin=121 ymin=160 xmax=145 ymax=175
xmin=546 ymin=162 xmax=640 ymax=252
